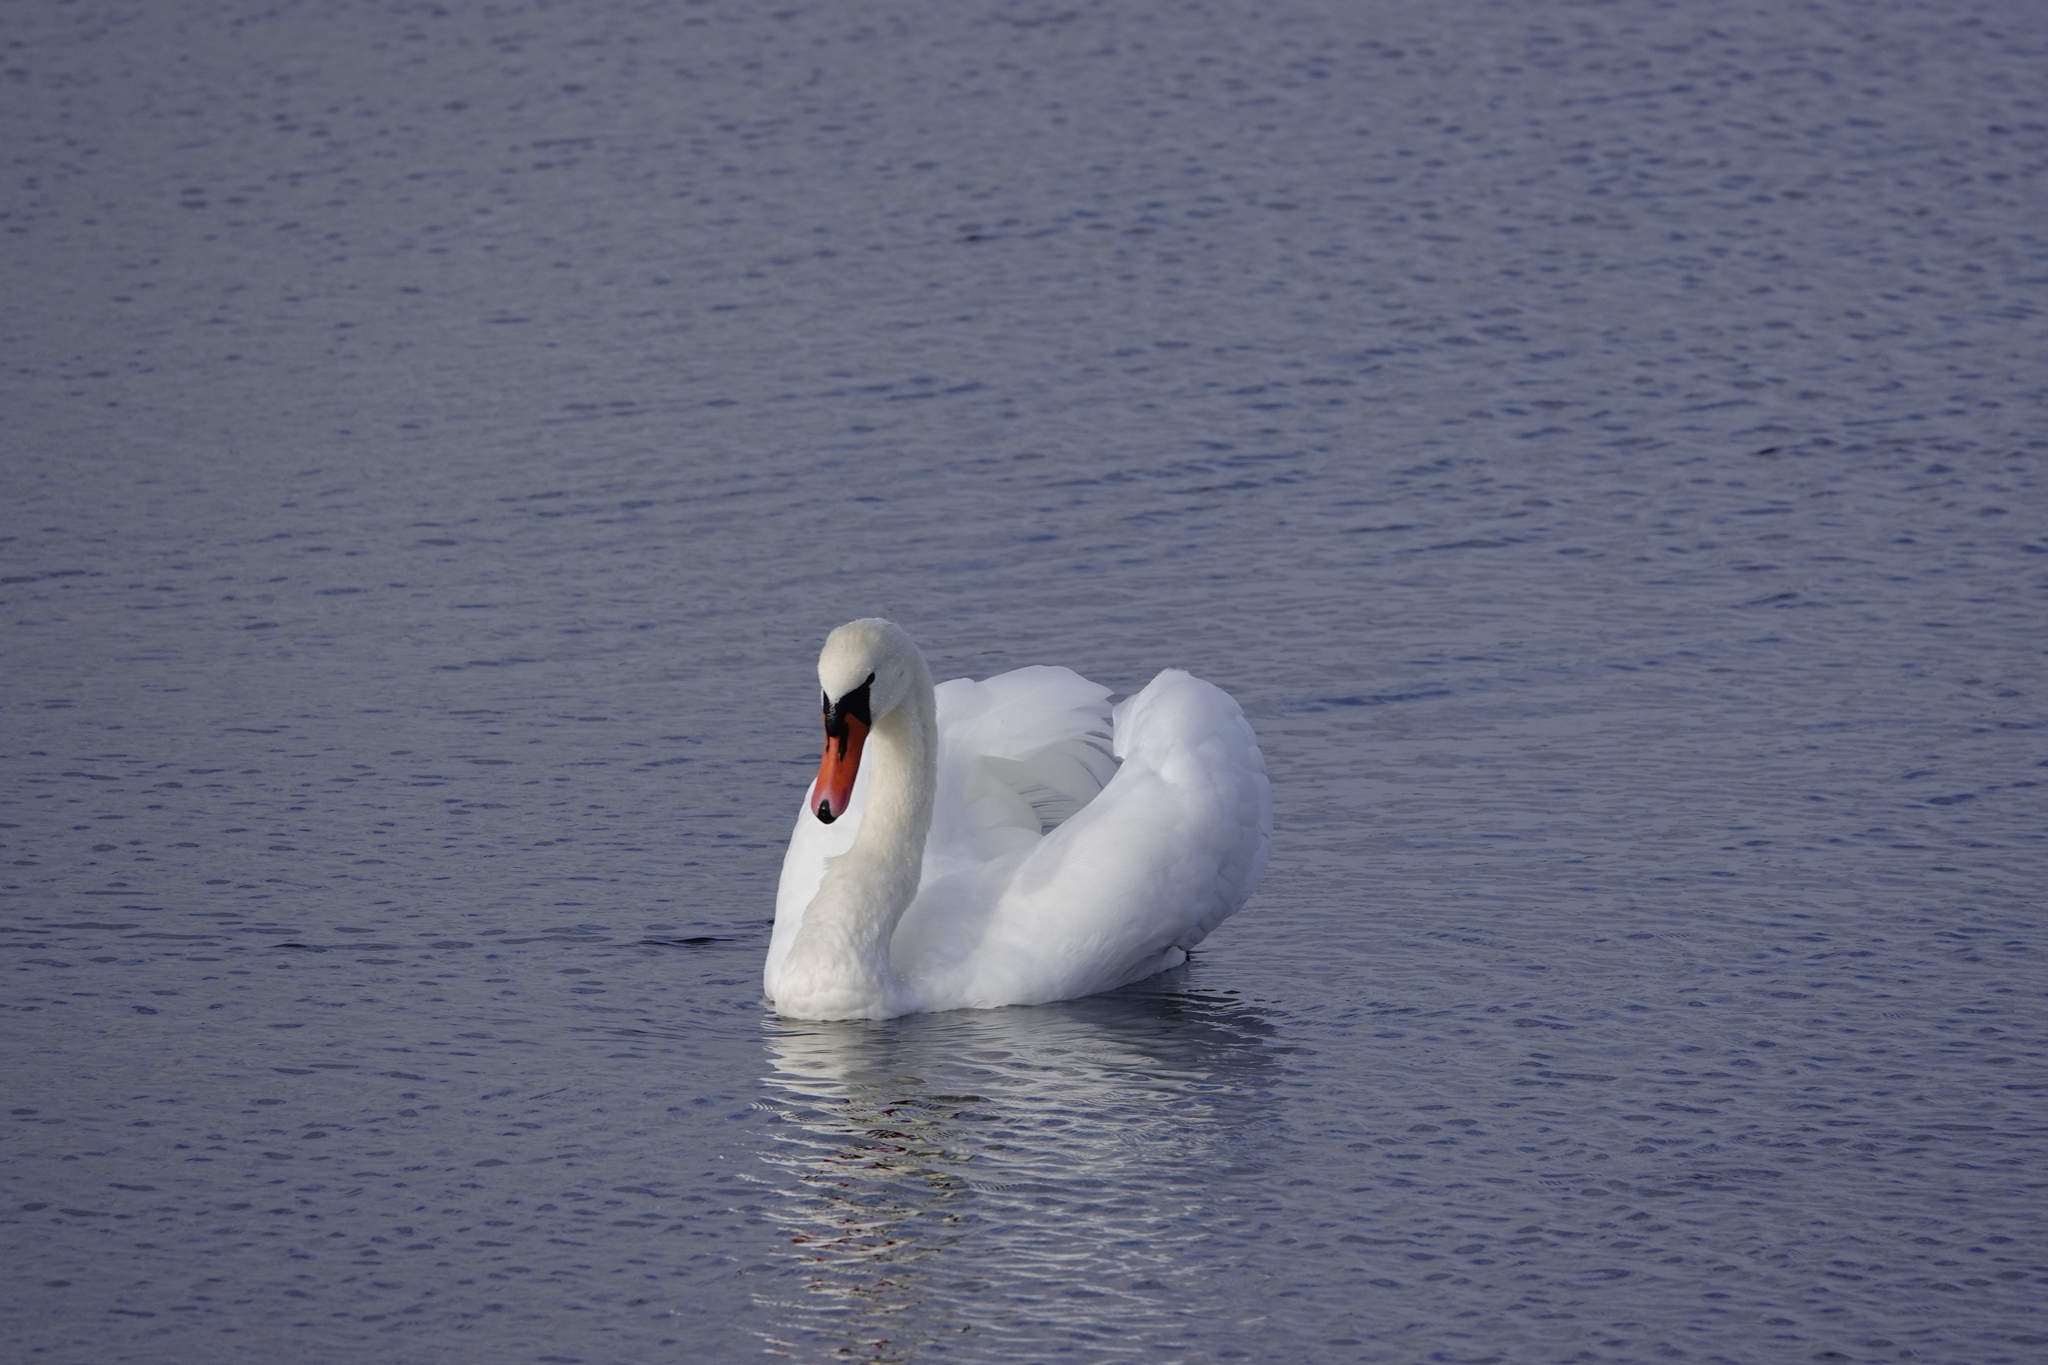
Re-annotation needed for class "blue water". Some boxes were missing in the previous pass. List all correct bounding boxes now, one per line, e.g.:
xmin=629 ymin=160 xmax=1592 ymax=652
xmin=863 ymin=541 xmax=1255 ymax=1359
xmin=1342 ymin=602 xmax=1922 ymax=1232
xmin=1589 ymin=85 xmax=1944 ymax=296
xmin=3 ymin=1 xmax=2043 ymax=1361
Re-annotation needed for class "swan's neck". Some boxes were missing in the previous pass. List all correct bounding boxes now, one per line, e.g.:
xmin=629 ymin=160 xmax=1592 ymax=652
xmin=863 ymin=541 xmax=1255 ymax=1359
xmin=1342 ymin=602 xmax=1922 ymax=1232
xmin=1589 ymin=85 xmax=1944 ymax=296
xmin=776 ymin=660 xmax=937 ymax=1018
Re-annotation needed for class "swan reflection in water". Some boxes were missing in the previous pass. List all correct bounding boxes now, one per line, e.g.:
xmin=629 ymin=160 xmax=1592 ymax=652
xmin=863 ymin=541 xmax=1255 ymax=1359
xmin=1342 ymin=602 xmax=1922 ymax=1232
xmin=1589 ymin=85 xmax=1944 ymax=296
xmin=752 ymin=973 xmax=1287 ymax=1361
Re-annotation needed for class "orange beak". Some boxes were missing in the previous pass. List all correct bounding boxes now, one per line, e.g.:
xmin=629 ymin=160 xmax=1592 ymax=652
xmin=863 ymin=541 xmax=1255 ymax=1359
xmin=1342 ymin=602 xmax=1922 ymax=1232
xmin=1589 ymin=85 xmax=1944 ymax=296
xmin=813 ymin=712 xmax=868 ymax=824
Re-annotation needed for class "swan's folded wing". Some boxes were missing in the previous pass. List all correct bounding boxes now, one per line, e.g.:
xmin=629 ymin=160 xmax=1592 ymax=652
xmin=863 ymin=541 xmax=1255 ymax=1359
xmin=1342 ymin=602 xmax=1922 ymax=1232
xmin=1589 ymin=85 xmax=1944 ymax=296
xmin=920 ymin=669 xmax=1271 ymax=1007
xmin=1108 ymin=669 xmax=1272 ymax=949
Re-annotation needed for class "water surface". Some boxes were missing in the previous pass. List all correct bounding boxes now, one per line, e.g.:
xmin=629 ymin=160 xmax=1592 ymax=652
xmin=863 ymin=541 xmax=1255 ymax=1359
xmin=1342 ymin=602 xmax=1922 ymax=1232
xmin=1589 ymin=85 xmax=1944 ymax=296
xmin=3 ymin=1 xmax=2044 ymax=1362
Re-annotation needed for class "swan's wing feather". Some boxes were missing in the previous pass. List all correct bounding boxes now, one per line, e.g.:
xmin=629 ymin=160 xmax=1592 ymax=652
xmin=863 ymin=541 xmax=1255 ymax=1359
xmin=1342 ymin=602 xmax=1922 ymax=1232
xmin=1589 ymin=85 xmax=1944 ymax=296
xmin=928 ymin=666 xmax=1118 ymax=861
xmin=980 ymin=735 xmax=1117 ymax=828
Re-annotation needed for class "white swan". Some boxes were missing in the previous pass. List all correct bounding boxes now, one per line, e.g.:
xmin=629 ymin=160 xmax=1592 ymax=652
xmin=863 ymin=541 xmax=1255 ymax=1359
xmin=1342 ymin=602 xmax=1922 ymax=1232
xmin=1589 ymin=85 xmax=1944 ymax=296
xmin=764 ymin=618 xmax=1272 ymax=1020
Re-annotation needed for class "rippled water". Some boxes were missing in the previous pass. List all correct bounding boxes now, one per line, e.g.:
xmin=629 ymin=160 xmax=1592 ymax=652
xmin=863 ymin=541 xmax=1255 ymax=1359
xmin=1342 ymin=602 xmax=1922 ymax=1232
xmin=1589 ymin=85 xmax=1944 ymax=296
xmin=4 ymin=1 xmax=2044 ymax=1361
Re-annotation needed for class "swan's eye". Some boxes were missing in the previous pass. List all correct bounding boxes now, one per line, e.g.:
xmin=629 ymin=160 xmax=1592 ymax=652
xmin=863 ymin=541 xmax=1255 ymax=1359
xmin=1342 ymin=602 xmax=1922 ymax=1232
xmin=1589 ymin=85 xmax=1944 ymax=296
xmin=823 ymin=673 xmax=875 ymax=748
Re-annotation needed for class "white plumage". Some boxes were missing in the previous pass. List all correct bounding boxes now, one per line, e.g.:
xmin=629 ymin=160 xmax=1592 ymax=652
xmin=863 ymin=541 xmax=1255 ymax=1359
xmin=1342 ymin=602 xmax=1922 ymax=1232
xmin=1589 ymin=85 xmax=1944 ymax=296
xmin=765 ymin=619 xmax=1271 ymax=1020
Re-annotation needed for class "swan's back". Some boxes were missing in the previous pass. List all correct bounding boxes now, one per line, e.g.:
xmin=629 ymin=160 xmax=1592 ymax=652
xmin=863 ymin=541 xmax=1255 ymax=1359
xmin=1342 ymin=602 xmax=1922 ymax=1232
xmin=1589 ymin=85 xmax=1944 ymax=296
xmin=895 ymin=668 xmax=1272 ymax=1011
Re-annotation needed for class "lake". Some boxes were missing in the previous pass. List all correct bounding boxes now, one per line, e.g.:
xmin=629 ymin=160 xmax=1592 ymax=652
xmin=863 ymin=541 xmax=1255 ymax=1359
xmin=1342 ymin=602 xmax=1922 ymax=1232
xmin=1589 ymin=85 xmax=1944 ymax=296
xmin=3 ymin=1 xmax=2043 ymax=1361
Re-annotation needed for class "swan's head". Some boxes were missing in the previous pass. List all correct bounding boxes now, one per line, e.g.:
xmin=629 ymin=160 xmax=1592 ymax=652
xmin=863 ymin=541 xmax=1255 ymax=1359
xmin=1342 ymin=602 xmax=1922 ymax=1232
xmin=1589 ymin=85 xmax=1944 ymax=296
xmin=812 ymin=618 xmax=921 ymax=824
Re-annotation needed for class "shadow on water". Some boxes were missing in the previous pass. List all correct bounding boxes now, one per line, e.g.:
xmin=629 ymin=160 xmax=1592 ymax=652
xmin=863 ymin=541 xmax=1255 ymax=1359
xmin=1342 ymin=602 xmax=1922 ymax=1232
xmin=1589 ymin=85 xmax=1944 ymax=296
xmin=751 ymin=974 xmax=1290 ymax=1362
